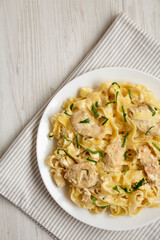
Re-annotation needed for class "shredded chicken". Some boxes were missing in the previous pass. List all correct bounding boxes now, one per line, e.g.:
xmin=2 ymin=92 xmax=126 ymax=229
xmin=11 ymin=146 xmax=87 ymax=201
xmin=64 ymin=162 xmax=98 ymax=188
xmin=104 ymin=139 xmax=126 ymax=169
xmin=128 ymin=104 xmax=160 ymax=136
xmin=70 ymin=110 xmax=107 ymax=139
xmin=138 ymin=145 xmax=160 ymax=185
xmin=82 ymin=188 xmax=91 ymax=202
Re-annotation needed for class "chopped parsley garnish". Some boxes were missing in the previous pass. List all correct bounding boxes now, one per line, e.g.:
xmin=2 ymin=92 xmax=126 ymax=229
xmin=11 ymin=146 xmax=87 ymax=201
xmin=121 ymin=106 xmax=127 ymax=122
xmin=86 ymin=157 xmax=97 ymax=165
xmin=62 ymin=135 xmax=69 ymax=141
xmin=95 ymin=102 xmax=98 ymax=107
xmin=57 ymin=149 xmax=74 ymax=159
xmin=86 ymin=149 xmax=103 ymax=157
xmin=82 ymin=169 xmax=89 ymax=175
xmin=91 ymin=104 xmax=99 ymax=118
xmin=70 ymin=103 xmax=74 ymax=110
xmin=76 ymin=135 xmax=79 ymax=148
xmin=102 ymin=116 xmax=108 ymax=125
xmin=113 ymin=185 xmax=120 ymax=193
xmin=128 ymin=89 xmax=132 ymax=101
xmin=146 ymin=104 xmax=156 ymax=116
xmin=92 ymin=196 xmax=110 ymax=209
xmin=152 ymin=142 xmax=160 ymax=152
xmin=124 ymin=168 xmax=129 ymax=175
xmin=124 ymin=150 xmax=128 ymax=160
xmin=131 ymin=178 xmax=145 ymax=191
xmin=158 ymin=160 xmax=160 ymax=162
xmin=122 ymin=132 xmax=129 ymax=148
xmin=100 ymin=205 xmax=110 ymax=209
xmin=79 ymin=118 xmax=90 ymax=123
xmin=120 ymin=178 xmax=145 ymax=194
xmin=106 ymin=101 xmax=116 ymax=106
xmin=49 ymin=134 xmax=54 ymax=138
xmin=64 ymin=110 xmax=71 ymax=116
xmin=92 ymin=196 xmax=96 ymax=205
xmin=145 ymin=126 xmax=155 ymax=135
xmin=116 ymin=91 xmax=119 ymax=101
xmin=119 ymin=186 xmax=132 ymax=194
xmin=147 ymin=104 xmax=153 ymax=112
xmin=111 ymin=82 xmax=120 ymax=88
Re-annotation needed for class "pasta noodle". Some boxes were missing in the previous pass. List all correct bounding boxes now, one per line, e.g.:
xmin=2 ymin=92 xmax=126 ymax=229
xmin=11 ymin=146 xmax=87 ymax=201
xmin=46 ymin=81 xmax=160 ymax=216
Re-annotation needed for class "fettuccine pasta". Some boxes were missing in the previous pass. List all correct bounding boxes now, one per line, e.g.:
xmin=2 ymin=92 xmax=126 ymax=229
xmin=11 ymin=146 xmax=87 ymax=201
xmin=46 ymin=81 xmax=160 ymax=216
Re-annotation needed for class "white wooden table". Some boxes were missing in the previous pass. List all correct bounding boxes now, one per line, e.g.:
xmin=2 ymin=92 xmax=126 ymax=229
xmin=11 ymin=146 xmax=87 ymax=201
xmin=1 ymin=0 xmax=160 ymax=239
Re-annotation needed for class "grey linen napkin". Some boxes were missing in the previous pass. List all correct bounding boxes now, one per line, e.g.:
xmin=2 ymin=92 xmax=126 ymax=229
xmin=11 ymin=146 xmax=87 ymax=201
xmin=1 ymin=12 xmax=160 ymax=240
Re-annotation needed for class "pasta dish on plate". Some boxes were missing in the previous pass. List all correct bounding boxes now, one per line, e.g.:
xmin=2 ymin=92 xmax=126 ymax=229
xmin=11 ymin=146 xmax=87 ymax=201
xmin=46 ymin=81 xmax=160 ymax=216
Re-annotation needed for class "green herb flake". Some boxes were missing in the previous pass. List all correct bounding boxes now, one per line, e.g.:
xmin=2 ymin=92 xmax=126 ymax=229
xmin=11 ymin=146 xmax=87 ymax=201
xmin=116 ymin=91 xmax=119 ymax=101
xmin=106 ymin=101 xmax=116 ymax=106
xmin=91 ymin=104 xmax=99 ymax=118
xmin=152 ymin=142 xmax=160 ymax=152
xmin=76 ymin=135 xmax=79 ymax=148
xmin=57 ymin=149 xmax=74 ymax=159
xmin=120 ymin=178 xmax=145 ymax=194
xmin=124 ymin=168 xmax=129 ymax=175
xmin=86 ymin=157 xmax=97 ymax=165
xmin=113 ymin=185 xmax=120 ymax=193
xmin=100 ymin=205 xmax=110 ymax=209
xmin=121 ymin=106 xmax=127 ymax=122
xmin=95 ymin=102 xmax=99 ymax=107
xmin=79 ymin=118 xmax=90 ymax=123
xmin=124 ymin=150 xmax=128 ymax=160
xmin=111 ymin=82 xmax=120 ymax=88
xmin=62 ymin=135 xmax=69 ymax=141
xmin=70 ymin=103 xmax=74 ymax=111
xmin=158 ymin=160 xmax=160 ymax=162
xmin=82 ymin=169 xmax=89 ymax=175
xmin=122 ymin=132 xmax=129 ymax=148
xmin=92 ymin=196 xmax=96 ymax=205
xmin=128 ymin=89 xmax=132 ymax=101
xmin=64 ymin=110 xmax=71 ymax=116
xmin=49 ymin=134 xmax=54 ymax=138
xmin=102 ymin=116 xmax=108 ymax=125
xmin=146 ymin=104 xmax=156 ymax=116
xmin=145 ymin=126 xmax=155 ymax=135
xmin=131 ymin=178 xmax=145 ymax=191
xmin=147 ymin=104 xmax=153 ymax=113
xmin=92 ymin=196 xmax=110 ymax=209
xmin=119 ymin=186 xmax=132 ymax=194
xmin=86 ymin=149 xmax=103 ymax=157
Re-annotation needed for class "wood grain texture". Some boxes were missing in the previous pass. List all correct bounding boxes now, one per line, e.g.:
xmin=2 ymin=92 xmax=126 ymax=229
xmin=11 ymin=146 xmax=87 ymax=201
xmin=0 ymin=0 xmax=160 ymax=239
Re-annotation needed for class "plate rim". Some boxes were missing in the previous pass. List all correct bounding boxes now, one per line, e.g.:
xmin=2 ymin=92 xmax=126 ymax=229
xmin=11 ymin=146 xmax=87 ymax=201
xmin=36 ymin=67 xmax=160 ymax=231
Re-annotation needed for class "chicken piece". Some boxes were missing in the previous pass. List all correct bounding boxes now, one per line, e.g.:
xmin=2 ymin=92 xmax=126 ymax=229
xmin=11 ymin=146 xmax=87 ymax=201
xmin=103 ymin=139 xmax=126 ymax=169
xmin=128 ymin=104 xmax=160 ymax=136
xmin=138 ymin=145 xmax=160 ymax=185
xmin=64 ymin=162 xmax=98 ymax=188
xmin=70 ymin=110 xmax=107 ymax=139
xmin=82 ymin=188 xmax=91 ymax=202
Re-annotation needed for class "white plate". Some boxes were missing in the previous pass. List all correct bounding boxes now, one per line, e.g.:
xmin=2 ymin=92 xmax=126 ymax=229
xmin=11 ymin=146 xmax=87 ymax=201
xmin=36 ymin=67 xmax=160 ymax=231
